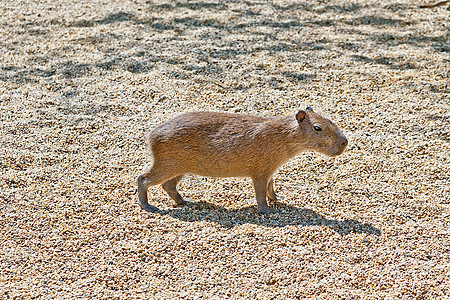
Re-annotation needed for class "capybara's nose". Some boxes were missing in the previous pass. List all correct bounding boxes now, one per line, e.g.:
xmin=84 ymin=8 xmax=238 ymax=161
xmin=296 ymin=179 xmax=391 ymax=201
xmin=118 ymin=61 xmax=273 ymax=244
xmin=340 ymin=137 xmax=348 ymax=147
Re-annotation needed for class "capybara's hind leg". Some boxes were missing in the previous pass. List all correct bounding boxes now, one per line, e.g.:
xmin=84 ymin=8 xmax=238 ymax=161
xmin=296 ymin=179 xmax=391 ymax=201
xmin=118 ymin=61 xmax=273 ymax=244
xmin=137 ymin=168 xmax=177 ymax=212
xmin=162 ymin=175 xmax=185 ymax=206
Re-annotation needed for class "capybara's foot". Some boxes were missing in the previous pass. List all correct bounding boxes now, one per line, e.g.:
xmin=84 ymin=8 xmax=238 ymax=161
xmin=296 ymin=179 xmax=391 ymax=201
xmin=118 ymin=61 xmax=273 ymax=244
xmin=140 ymin=203 xmax=160 ymax=212
xmin=257 ymin=206 xmax=275 ymax=215
xmin=173 ymin=199 xmax=188 ymax=207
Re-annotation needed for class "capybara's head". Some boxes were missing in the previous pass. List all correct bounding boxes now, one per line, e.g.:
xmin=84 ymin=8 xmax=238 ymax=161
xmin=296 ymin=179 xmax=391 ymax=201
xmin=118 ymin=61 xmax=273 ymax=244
xmin=296 ymin=106 xmax=348 ymax=157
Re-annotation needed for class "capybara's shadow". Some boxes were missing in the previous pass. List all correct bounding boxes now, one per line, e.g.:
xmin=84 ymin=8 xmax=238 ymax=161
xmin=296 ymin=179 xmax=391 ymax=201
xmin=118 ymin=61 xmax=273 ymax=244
xmin=155 ymin=201 xmax=381 ymax=235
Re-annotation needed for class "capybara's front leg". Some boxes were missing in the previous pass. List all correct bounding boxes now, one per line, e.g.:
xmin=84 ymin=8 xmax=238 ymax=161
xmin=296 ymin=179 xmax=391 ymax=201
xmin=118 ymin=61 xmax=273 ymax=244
xmin=267 ymin=177 xmax=279 ymax=201
xmin=252 ymin=176 xmax=272 ymax=214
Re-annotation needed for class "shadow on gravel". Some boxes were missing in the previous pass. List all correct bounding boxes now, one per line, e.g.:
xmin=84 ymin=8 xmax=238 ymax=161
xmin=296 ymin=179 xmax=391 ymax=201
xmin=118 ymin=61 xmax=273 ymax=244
xmin=2 ymin=0 xmax=447 ymax=85
xmin=2 ymin=1 xmax=447 ymax=86
xmin=155 ymin=201 xmax=381 ymax=236
xmin=352 ymin=55 xmax=417 ymax=70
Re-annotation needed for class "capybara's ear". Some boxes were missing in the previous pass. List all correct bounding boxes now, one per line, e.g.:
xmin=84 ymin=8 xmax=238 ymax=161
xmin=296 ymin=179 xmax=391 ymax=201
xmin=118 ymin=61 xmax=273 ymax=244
xmin=296 ymin=110 xmax=307 ymax=123
xmin=305 ymin=106 xmax=313 ymax=112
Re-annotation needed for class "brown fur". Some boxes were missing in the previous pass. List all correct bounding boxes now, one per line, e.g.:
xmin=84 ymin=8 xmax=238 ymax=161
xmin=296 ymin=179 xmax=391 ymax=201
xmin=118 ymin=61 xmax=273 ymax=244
xmin=137 ymin=107 xmax=348 ymax=214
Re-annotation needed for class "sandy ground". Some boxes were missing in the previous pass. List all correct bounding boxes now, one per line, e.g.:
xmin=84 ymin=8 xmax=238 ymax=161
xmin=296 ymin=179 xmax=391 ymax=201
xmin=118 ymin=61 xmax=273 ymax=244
xmin=1 ymin=0 xmax=449 ymax=299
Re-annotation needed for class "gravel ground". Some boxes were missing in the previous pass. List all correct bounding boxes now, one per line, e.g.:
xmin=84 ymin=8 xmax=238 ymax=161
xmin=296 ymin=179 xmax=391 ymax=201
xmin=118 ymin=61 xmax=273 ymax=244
xmin=1 ymin=0 xmax=449 ymax=299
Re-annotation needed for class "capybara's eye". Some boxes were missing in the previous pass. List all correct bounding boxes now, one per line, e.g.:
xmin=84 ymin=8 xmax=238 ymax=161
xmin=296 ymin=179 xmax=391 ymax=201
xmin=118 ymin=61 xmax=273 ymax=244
xmin=313 ymin=125 xmax=322 ymax=132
